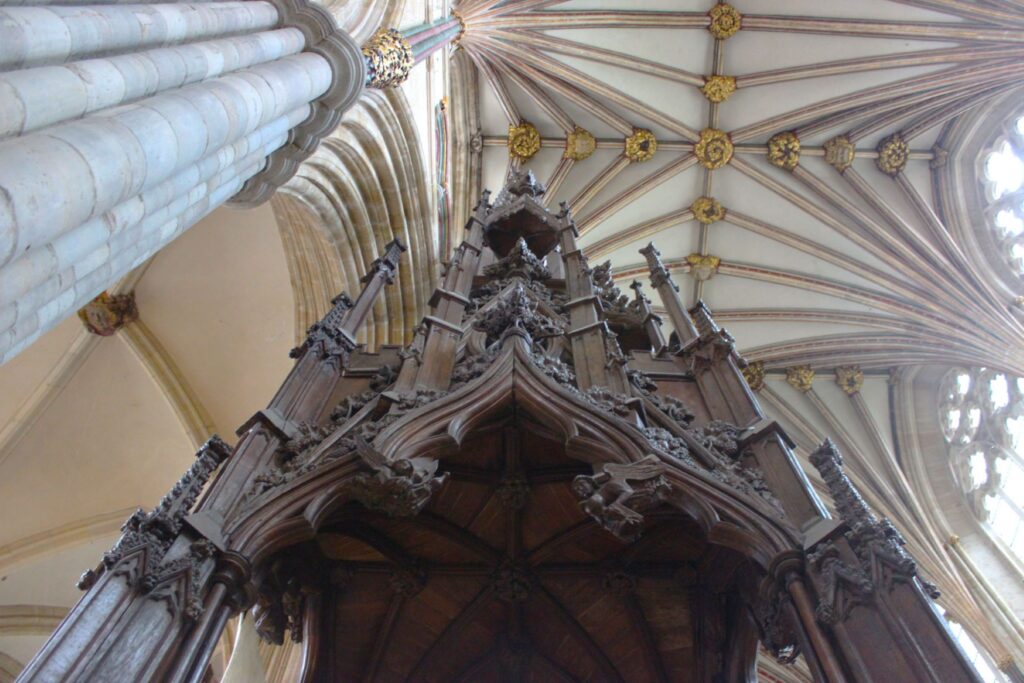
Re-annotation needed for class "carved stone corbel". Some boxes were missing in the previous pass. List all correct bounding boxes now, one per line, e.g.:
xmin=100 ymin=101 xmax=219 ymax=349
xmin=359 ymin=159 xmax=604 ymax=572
xmin=572 ymin=455 xmax=670 ymax=541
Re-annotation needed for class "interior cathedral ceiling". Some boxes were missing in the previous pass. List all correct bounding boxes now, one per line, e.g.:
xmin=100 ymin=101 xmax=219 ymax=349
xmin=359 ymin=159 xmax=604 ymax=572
xmin=454 ymin=0 xmax=1024 ymax=378
xmin=2 ymin=0 xmax=1024 ymax=680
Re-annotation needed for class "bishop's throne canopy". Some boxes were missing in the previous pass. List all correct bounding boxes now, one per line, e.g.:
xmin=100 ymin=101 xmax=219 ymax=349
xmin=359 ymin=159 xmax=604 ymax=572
xmin=16 ymin=171 xmax=984 ymax=683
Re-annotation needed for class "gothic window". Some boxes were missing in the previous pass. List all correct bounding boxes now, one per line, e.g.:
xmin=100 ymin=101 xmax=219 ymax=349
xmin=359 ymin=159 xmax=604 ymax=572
xmin=942 ymin=608 xmax=1002 ymax=683
xmin=981 ymin=116 xmax=1024 ymax=278
xmin=939 ymin=368 xmax=1024 ymax=560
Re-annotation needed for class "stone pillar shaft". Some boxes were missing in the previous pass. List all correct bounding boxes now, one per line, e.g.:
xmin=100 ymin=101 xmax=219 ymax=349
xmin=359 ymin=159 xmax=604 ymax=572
xmin=0 ymin=0 xmax=366 ymax=365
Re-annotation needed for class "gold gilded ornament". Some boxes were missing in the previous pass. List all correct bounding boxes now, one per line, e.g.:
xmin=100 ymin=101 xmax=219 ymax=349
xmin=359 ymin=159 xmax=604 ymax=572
xmin=691 ymin=196 xmax=724 ymax=224
xmin=362 ymin=28 xmax=414 ymax=88
xmin=876 ymin=133 xmax=909 ymax=176
xmin=767 ymin=131 xmax=800 ymax=171
xmin=824 ymin=135 xmax=856 ymax=173
xmin=743 ymin=361 xmax=765 ymax=392
xmin=701 ymin=75 xmax=736 ymax=103
xmin=452 ymin=10 xmax=467 ymax=46
xmin=685 ymin=253 xmax=720 ymax=281
xmin=708 ymin=3 xmax=741 ymax=40
xmin=508 ymin=121 xmax=541 ymax=161
xmin=834 ymin=366 xmax=864 ymax=396
xmin=786 ymin=365 xmax=815 ymax=393
xmin=624 ymin=128 xmax=657 ymax=162
xmin=694 ymin=128 xmax=733 ymax=170
xmin=564 ymin=126 xmax=596 ymax=161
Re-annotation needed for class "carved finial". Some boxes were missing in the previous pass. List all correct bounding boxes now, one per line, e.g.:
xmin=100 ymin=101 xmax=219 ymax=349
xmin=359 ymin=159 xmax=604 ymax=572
xmin=630 ymin=280 xmax=653 ymax=310
xmin=689 ymin=300 xmax=719 ymax=337
xmin=362 ymin=238 xmax=407 ymax=284
xmin=483 ymin=237 xmax=551 ymax=280
xmin=640 ymin=243 xmax=677 ymax=291
xmin=150 ymin=435 xmax=233 ymax=538
xmin=78 ymin=291 xmax=138 ymax=336
xmin=810 ymin=439 xmax=875 ymax=527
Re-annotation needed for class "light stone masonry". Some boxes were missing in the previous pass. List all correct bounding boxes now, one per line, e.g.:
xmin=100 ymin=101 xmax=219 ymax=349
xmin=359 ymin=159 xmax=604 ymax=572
xmin=0 ymin=0 xmax=366 ymax=364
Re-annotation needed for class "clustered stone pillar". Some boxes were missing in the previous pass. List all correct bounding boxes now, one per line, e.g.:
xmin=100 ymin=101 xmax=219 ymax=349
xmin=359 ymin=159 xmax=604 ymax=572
xmin=0 ymin=0 xmax=365 ymax=364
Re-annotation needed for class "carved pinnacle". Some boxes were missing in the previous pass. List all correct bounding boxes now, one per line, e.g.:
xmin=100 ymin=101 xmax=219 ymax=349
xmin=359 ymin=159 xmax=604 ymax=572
xmin=689 ymin=300 xmax=719 ymax=336
xmin=639 ymin=243 xmax=678 ymax=292
xmin=361 ymin=238 xmax=407 ymax=284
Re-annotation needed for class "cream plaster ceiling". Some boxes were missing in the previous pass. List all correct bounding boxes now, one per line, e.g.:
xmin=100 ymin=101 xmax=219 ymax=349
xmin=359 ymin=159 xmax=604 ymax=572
xmin=0 ymin=202 xmax=297 ymax=676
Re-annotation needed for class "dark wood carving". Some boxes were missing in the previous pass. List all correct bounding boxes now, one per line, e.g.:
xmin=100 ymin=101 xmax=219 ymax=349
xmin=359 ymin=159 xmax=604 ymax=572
xmin=16 ymin=176 xmax=985 ymax=683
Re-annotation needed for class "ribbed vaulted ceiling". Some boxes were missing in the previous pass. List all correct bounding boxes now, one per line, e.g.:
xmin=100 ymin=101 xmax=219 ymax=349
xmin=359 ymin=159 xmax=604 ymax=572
xmin=458 ymin=0 xmax=1024 ymax=376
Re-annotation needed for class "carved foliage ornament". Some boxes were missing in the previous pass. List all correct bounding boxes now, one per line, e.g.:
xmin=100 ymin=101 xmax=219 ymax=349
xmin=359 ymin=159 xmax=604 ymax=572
xmin=708 ymin=3 xmax=742 ymax=40
xmin=80 ymin=436 xmax=232 ymax=620
xmin=807 ymin=542 xmax=874 ymax=624
xmin=482 ymin=237 xmax=551 ymax=281
xmin=362 ymin=28 xmax=414 ymax=88
xmin=876 ymin=133 xmax=909 ymax=176
xmin=691 ymin=196 xmax=725 ymax=224
xmin=564 ymin=126 xmax=596 ymax=161
xmin=835 ymin=366 xmax=863 ymax=395
xmin=743 ymin=360 xmax=765 ymax=392
xmin=508 ymin=120 xmax=541 ymax=161
xmin=786 ymin=365 xmax=814 ymax=393
xmin=78 ymin=291 xmax=138 ymax=336
xmin=701 ymin=75 xmax=736 ymax=103
xmin=824 ymin=135 xmax=856 ymax=173
xmin=810 ymin=440 xmax=919 ymax=590
xmin=291 ymin=292 xmax=355 ymax=360
xmin=624 ymin=128 xmax=657 ymax=162
xmin=767 ymin=131 xmax=800 ymax=171
xmin=695 ymin=128 xmax=733 ymax=170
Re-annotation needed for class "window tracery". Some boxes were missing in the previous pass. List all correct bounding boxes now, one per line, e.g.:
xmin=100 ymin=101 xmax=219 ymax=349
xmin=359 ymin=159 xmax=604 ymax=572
xmin=981 ymin=116 xmax=1024 ymax=277
xmin=939 ymin=368 xmax=1024 ymax=561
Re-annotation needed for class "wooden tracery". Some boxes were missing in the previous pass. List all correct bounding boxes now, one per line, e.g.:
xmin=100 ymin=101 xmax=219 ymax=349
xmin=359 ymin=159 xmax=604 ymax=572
xmin=18 ymin=172 xmax=984 ymax=682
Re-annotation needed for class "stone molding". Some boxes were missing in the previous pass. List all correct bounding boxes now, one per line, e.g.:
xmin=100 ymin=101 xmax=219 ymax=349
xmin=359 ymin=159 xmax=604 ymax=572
xmin=231 ymin=0 xmax=366 ymax=207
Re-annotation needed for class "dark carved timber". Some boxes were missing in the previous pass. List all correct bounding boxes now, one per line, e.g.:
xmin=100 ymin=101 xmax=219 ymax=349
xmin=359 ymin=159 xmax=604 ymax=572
xmin=17 ymin=177 xmax=985 ymax=683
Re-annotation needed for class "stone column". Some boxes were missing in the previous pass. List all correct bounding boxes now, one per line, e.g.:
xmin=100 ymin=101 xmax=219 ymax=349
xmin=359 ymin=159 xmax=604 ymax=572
xmin=0 ymin=0 xmax=365 ymax=365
